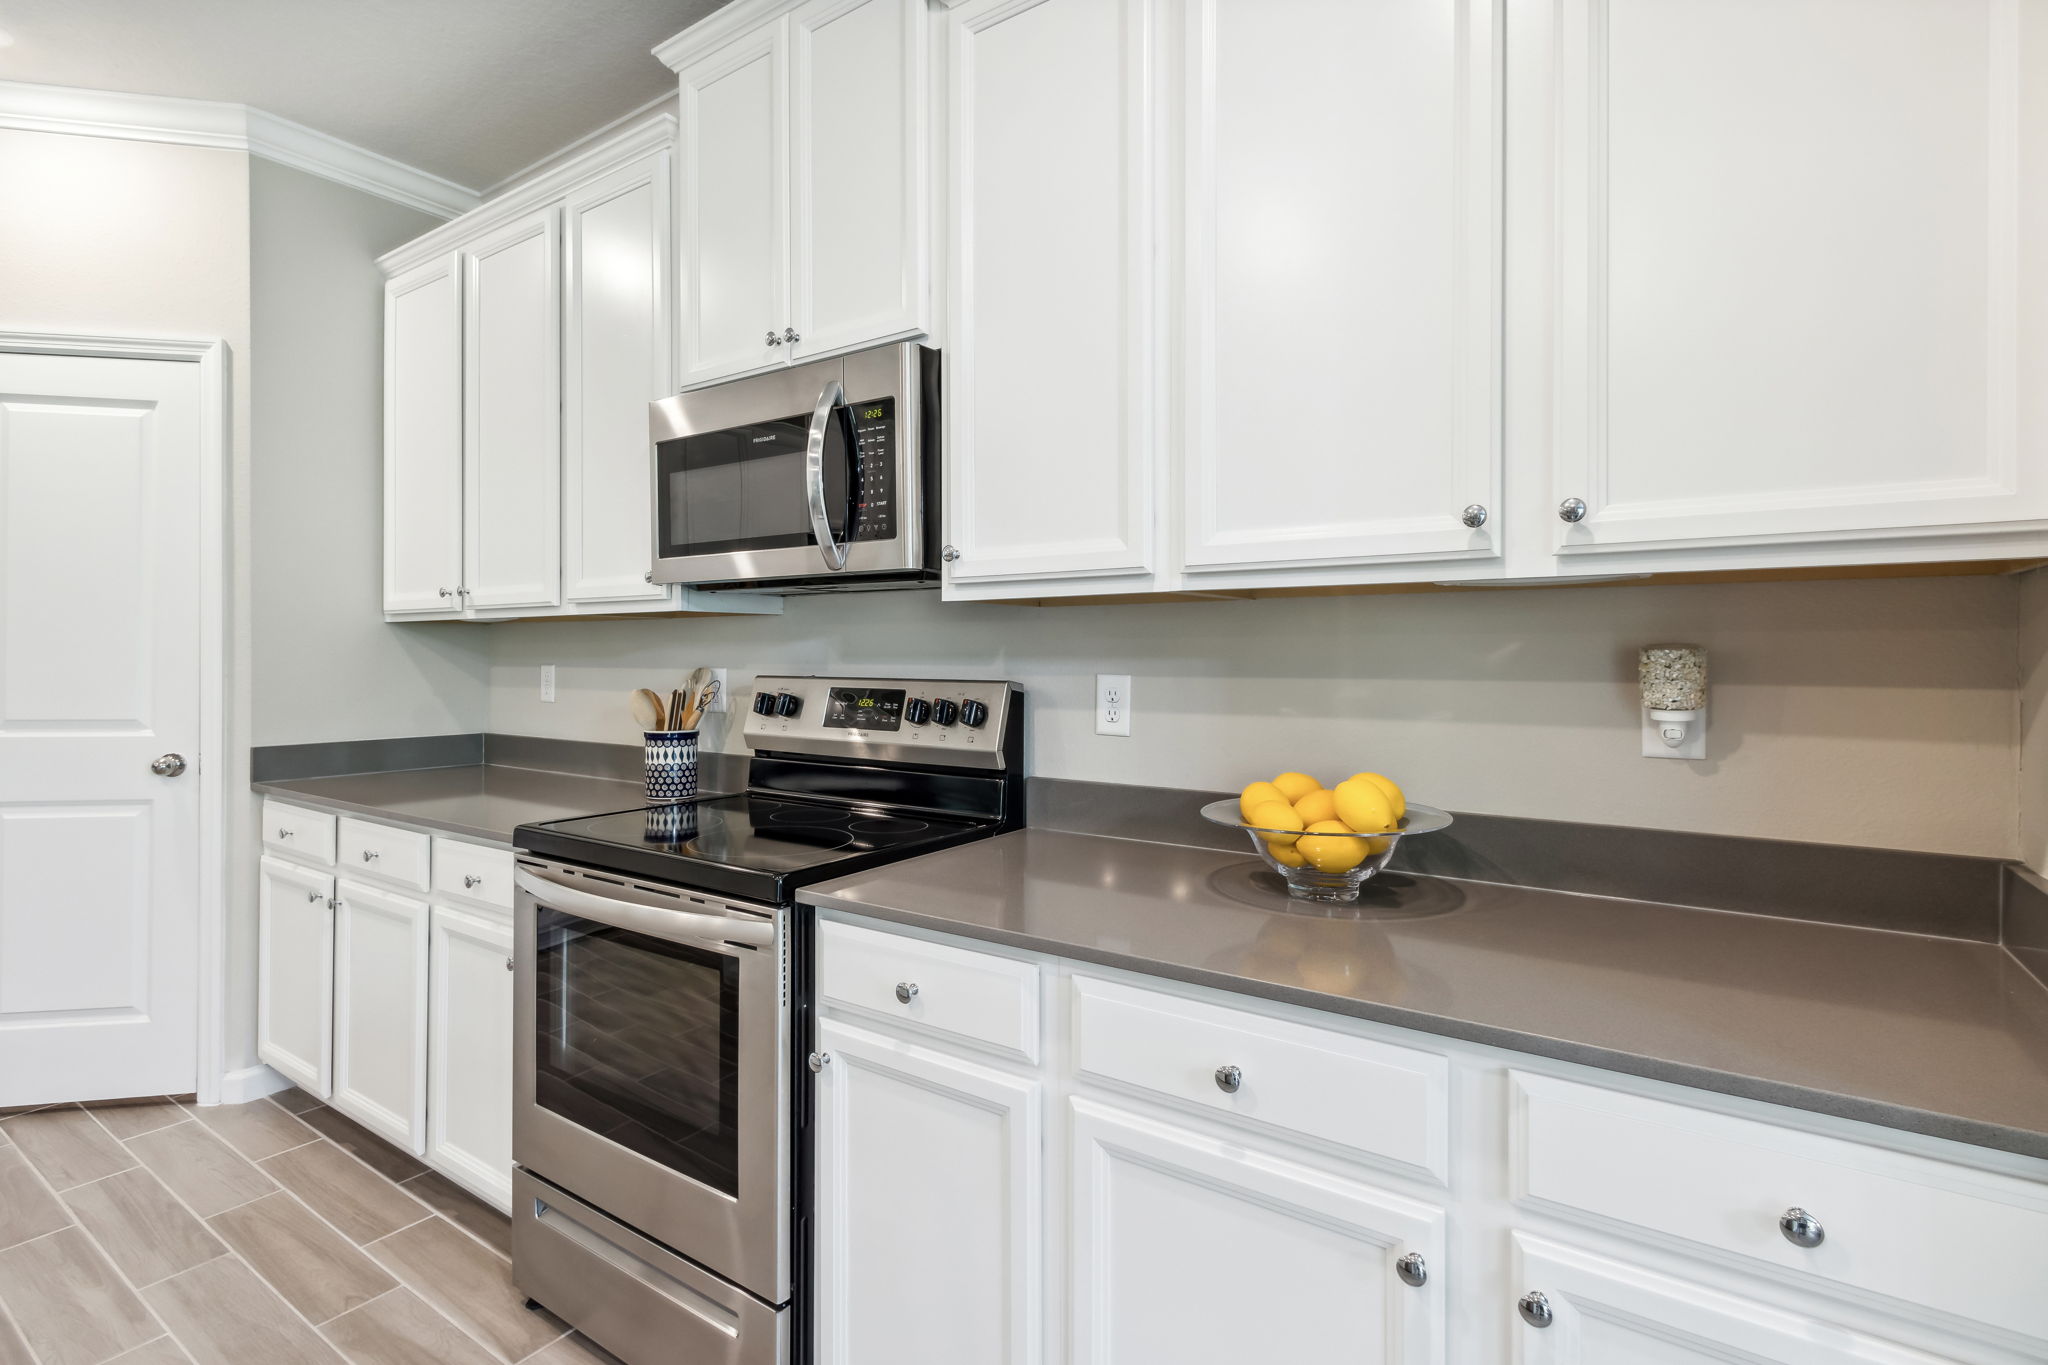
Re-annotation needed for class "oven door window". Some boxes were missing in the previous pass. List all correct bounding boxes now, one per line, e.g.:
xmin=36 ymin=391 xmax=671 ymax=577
xmin=534 ymin=909 xmax=740 ymax=1197
xmin=657 ymin=410 xmax=851 ymax=560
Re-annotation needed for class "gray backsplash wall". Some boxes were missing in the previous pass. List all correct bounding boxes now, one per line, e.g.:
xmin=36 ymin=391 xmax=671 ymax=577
xmin=484 ymin=573 xmax=2023 ymax=858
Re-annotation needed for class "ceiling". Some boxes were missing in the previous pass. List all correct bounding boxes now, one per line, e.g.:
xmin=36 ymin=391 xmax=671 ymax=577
xmin=0 ymin=0 xmax=731 ymax=191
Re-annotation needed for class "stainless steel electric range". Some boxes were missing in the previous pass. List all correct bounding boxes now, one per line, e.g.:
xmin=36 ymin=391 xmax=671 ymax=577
xmin=508 ymin=676 xmax=1024 ymax=1365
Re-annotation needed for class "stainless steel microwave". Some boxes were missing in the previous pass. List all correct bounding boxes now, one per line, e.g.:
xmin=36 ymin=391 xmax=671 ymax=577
xmin=649 ymin=343 xmax=939 ymax=593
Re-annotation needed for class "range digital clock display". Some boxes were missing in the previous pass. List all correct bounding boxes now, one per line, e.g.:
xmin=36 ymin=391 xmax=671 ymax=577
xmin=823 ymin=686 xmax=906 ymax=732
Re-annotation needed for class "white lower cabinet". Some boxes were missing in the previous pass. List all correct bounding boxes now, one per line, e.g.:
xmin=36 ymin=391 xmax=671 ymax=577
xmin=256 ymin=855 xmax=335 ymax=1098
xmin=331 ymin=877 xmax=429 ymax=1153
xmin=1069 ymin=1096 xmax=1443 ymax=1364
xmin=427 ymin=903 xmax=515 ymax=1210
xmin=813 ymin=1017 xmax=1043 ymax=1365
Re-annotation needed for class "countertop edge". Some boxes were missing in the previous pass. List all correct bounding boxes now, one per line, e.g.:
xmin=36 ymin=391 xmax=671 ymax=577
xmin=253 ymin=779 xmax=517 ymax=847
xmin=799 ymin=888 xmax=2048 ymax=1164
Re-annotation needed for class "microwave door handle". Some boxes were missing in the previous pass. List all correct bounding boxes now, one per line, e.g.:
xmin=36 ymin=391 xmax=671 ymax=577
xmin=513 ymin=869 xmax=773 ymax=949
xmin=805 ymin=378 xmax=853 ymax=571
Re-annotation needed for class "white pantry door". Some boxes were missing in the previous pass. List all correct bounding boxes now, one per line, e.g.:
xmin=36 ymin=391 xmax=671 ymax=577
xmin=0 ymin=351 xmax=202 ymax=1104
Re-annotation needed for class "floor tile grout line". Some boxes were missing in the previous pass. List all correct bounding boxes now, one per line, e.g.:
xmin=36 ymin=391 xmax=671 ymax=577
xmin=356 ymin=1220 xmax=555 ymax=1365
xmin=0 ymin=1293 xmax=51 ymax=1365
xmin=81 ymin=1105 xmax=192 ymax=1146
xmin=396 ymin=1171 xmax=514 ymax=1265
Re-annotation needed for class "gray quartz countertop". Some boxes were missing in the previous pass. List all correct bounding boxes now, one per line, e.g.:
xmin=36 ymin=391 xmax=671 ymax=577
xmin=254 ymin=765 xmax=655 ymax=845
xmin=800 ymin=828 xmax=2048 ymax=1160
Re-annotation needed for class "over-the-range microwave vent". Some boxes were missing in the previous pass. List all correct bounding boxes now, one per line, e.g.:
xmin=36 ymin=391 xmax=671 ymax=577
xmin=691 ymin=570 xmax=941 ymax=596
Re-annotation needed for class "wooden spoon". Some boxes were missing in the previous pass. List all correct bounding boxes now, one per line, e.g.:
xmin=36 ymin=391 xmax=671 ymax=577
xmin=631 ymin=688 xmax=666 ymax=732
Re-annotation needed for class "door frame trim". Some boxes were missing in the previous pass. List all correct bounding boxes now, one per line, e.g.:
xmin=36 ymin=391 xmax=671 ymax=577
xmin=0 ymin=330 xmax=230 ymax=1104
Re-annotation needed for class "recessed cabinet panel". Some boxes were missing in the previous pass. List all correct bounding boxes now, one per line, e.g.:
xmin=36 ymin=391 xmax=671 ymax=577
xmin=383 ymin=254 xmax=464 ymax=615
xmin=428 ymin=904 xmax=514 ymax=1211
xmin=257 ymin=856 xmax=334 ymax=1099
xmin=678 ymin=29 xmax=790 ymax=387
xmin=943 ymin=0 xmax=1161 ymax=585
xmin=332 ymin=878 xmax=429 ymax=1154
xmin=463 ymin=210 xmax=563 ymax=610
xmin=1181 ymin=0 xmax=1501 ymax=573
xmin=1552 ymin=0 xmax=2048 ymax=553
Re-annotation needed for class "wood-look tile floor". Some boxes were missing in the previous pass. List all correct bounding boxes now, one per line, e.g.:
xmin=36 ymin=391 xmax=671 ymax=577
xmin=0 ymin=1092 xmax=622 ymax=1365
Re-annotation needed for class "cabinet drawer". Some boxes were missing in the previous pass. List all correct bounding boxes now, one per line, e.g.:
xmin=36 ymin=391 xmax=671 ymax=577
xmin=1513 ymin=1072 xmax=2048 ymax=1343
xmin=1070 ymin=975 xmax=1449 ymax=1180
xmin=263 ymin=799 xmax=336 ymax=866
xmin=337 ymin=817 xmax=432 ymax=891
xmin=819 ymin=919 xmax=1041 ymax=1062
xmin=432 ymin=839 xmax=514 ymax=912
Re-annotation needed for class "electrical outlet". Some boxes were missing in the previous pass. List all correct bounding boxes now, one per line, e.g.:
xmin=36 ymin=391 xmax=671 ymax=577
xmin=1096 ymin=674 xmax=1132 ymax=736
xmin=540 ymin=664 xmax=556 ymax=703
xmin=706 ymin=668 xmax=728 ymax=713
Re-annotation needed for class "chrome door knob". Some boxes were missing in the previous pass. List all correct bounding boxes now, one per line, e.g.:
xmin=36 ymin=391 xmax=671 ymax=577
xmin=766 ymin=330 xmax=782 ymax=347
xmin=1460 ymin=504 xmax=1488 ymax=528
xmin=1214 ymin=1065 xmax=1243 ymax=1094
xmin=783 ymin=327 xmax=800 ymax=345
xmin=150 ymin=754 xmax=187 ymax=777
xmin=1518 ymin=1291 xmax=1554 ymax=1327
xmin=895 ymin=982 xmax=920 ymax=1005
xmin=807 ymin=1051 xmax=831 ymax=1072
xmin=1779 ymin=1207 xmax=1825 ymax=1248
xmin=941 ymin=545 xmax=961 ymax=563
xmin=1558 ymin=497 xmax=1588 ymax=523
xmin=1395 ymin=1252 xmax=1427 ymax=1287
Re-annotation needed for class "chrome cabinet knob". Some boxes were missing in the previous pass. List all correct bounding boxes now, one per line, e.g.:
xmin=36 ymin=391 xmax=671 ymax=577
xmin=276 ymin=827 xmax=293 ymax=839
xmin=504 ymin=957 xmax=514 ymax=972
xmin=305 ymin=890 xmax=323 ymax=905
xmin=1214 ymin=1065 xmax=1243 ymax=1094
xmin=941 ymin=544 xmax=961 ymax=563
xmin=361 ymin=849 xmax=380 ymax=862
xmin=765 ymin=330 xmax=782 ymax=347
xmin=808 ymin=1051 xmax=831 ymax=1072
xmin=783 ymin=327 xmax=800 ymax=345
xmin=1517 ymin=1292 xmax=1554 ymax=1328
xmin=1558 ymin=497 xmax=1588 ymax=523
xmin=1395 ymin=1252 xmax=1427 ymax=1287
xmin=1779 ymin=1207 xmax=1825 ymax=1248
xmin=644 ymin=571 xmax=654 ymax=583
xmin=464 ymin=874 xmax=482 ymax=889
xmin=1460 ymin=504 xmax=1488 ymax=529
xmin=438 ymin=587 xmax=455 ymax=598
xmin=895 ymin=982 xmax=919 ymax=1005
xmin=150 ymin=754 xmax=187 ymax=777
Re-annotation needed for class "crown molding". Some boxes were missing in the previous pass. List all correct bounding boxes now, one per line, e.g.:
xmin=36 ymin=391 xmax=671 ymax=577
xmin=653 ymin=0 xmax=807 ymax=71
xmin=0 ymin=78 xmax=481 ymax=220
xmin=479 ymin=88 xmax=676 ymax=199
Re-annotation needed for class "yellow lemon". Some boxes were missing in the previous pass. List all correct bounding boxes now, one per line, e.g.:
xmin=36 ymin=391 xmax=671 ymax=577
xmin=1248 ymin=800 xmax=1305 ymax=845
xmin=1271 ymin=771 xmax=1323 ymax=802
xmin=1292 ymin=788 xmax=1339 ymax=825
xmin=1333 ymin=778 xmax=1397 ymax=834
xmin=1297 ymin=820 xmax=1370 ymax=873
xmin=1239 ymin=780 xmax=1287 ymax=823
xmin=1346 ymin=771 xmax=1406 ymax=821
xmin=1264 ymin=840 xmax=1306 ymax=867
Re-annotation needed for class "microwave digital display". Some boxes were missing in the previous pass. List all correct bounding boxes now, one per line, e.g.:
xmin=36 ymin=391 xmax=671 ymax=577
xmin=822 ymin=687 xmax=906 ymax=732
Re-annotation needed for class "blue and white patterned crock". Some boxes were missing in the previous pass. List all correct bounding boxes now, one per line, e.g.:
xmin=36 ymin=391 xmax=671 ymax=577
xmin=643 ymin=730 xmax=700 ymax=803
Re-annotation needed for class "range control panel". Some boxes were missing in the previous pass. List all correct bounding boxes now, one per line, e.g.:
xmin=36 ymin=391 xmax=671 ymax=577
xmin=742 ymin=675 xmax=1017 ymax=770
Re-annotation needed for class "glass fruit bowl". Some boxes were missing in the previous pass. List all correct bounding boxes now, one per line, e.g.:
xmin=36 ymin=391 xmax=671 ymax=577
xmin=1200 ymin=799 xmax=1454 ymax=903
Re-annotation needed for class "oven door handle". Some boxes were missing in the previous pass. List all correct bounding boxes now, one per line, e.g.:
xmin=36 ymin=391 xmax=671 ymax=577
xmin=804 ymin=377 xmax=855 ymax=571
xmin=514 ymin=869 xmax=774 ymax=949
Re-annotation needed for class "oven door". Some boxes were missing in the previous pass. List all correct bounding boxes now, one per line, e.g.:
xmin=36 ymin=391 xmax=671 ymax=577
xmin=650 ymin=344 xmax=931 ymax=585
xmin=513 ymin=860 xmax=789 ymax=1305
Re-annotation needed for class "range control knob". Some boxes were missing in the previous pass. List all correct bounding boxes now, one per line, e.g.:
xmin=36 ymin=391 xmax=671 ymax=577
xmin=752 ymin=691 xmax=778 ymax=717
xmin=959 ymin=699 xmax=989 ymax=728
xmin=931 ymin=699 xmax=960 ymax=727
xmin=904 ymin=698 xmax=933 ymax=726
xmin=775 ymin=692 xmax=803 ymax=719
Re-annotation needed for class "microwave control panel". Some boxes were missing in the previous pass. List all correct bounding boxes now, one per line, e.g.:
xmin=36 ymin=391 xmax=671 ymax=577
xmin=848 ymin=398 xmax=896 ymax=543
xmin=743 ymin=675 xmax=1019 ymax=770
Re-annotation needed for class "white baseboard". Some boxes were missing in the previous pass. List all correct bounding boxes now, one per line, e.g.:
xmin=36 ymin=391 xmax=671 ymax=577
xmin=214 ymin=1063 xmax=294 ymax=1105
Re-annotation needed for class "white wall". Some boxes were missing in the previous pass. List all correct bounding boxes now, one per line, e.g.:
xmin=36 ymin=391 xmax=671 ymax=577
xmin=487 ymin=574 xmax=2022 ymax=858
xmin=250 ymin=158 xmax=490 ymax=747
xmin=2020 ymin=568 xmax=2048 ymax=873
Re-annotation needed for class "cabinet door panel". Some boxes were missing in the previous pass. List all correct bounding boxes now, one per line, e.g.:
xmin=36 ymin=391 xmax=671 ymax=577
xmin=1512 ymin=1235 xmax=1967 ymax=1365
xmin=791 ymin=0 xmax=928 ymax=358
xmin=257 ymin=857 xmax=333 ymax=1098
xmin=463 ymin=209 xmax=562 ymax=610
xmin=1070 ymin=1096 xmax=1443 ymax=1365
xmin=564 ymin=151 xmax=672 ymax=605
xmin=1182 ymin=0 xmax=1501 ymax=573
xmin=944 ymin=0 xmax=1161 ymax=584
xmin=383 ymin=254 xmax=464 ymax=615
xmin=814 ymin=1019 xmax=1042 ymax=1365
xmin=1552 ymin=0 xmax=2048 ymax=553
xmin=428 ymin=905 xmax=513 ymax=1211
xmin=679 ymin=27 xmax=790 ymax=387
xmin=332 ymin=878 xmax=428 ymax=1154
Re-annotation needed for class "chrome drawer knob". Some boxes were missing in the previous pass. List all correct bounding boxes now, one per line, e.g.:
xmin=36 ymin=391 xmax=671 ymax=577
xmin=305 ymin=890 xmax=323 ymax=904
xmin=276 ymin=827 xmax=293 ymax=839
xmin=361 ymin=849 xmax=379 ymax=862
xmin=504 ymin=957 xmax=514 ymax=972
xmin=438 ymin=587 xmax=455 ymax=598
xmin=808 ymin=1051 xmax=831 ymax=1072
xmin=1558 ymin=497 xmax=1588 ymax=523
xmin=1779 ymin=1207 xmax=1825 ymax=1248
xmin=765 ymin=330 xmax=782 ymax=347
xmin=1460 ymin=504 xmax=1488 ymax=529
xmin=1214 ymin=1065 xmax=1243 ymax=1094
xmin=1518 ymin=1291 xmax=1554 ymax=1328
xmin=464 ymin=874 xmax=482 ymax=889
xmin=1395 ymin=1252 xmax=1427 ymax=1288
xmin=783 ymin=327 xmax=800 ymax=345
xmin=941 ymin=545 xmax=960 ymax=563
xmin=895 ymin=982 xmax=919 ymax=1005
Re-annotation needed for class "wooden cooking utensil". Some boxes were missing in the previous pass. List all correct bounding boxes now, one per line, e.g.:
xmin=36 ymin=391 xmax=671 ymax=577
xmin=632 ymin=688 xmax=666 ymax=731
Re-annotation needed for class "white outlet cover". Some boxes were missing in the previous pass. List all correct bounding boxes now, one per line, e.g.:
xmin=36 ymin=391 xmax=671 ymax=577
xmin=1096 ymin=674 xmax=1132 ymax=736
xmin=540 ymin=664 xmax=556 ymax=703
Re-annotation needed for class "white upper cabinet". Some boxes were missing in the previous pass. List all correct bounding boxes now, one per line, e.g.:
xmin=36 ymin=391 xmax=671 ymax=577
xmin=462 ymin=207 xmax=563 ymax=612
xmin=564 ymin=150 xmax=674 ymax=606
xmin=1545 ymin=0 xmax=2048 ymax=562
xmin=1180 ymin=0 xmax=1502 ymax=580
xmin=941 ymin=0 xmax=1162 ymax=589
xmin=663 ymin=0 xmax=931 ymax=390
xmin=382 ymin=254 xmax=464 ymax=615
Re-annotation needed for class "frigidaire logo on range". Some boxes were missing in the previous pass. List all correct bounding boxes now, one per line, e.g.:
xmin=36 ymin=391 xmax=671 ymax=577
xmin=751 ymin=435 xmax=776 ymax=443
